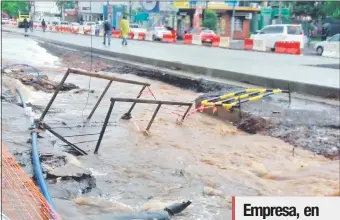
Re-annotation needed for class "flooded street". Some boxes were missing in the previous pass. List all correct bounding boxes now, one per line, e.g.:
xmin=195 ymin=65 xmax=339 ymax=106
xmin=2 ymin=32 xmax=339 ymax=220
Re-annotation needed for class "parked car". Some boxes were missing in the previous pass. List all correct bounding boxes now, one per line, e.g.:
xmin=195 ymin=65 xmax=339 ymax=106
xmin=2 ymin=18 xmax=9 ymax=24
xmin=164 ymin=26 xmax=177 ymax=38
xmin=83 ymin=21 xmax=96 ymax=27
xmin=58 ymin=21 xmax=69 ymax=26
xmin=71 ymin=22 xmax=80 ymax=27
xmin=148 ymin=26 xmax=172 ymax=41
xmin=130 ymin=23 xmax=147 ymax=34
xmin=251 ymin=24 xmax=305 ymax=50
xmin=186 ymin=28 xmax=217 ymax=43
xmin=314 ymin=33 xmax=340 ymax=55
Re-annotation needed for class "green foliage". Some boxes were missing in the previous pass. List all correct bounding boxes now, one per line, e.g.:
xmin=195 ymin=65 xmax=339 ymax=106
xmin=323 ymin=1 xmax=340 ymax=18
xmin=291 ymin=1 xmax=325 ymax=18
xmin=202 ymin=9 xmax=218 ymax=31
xmin=56 ymin=1 xmax=75 ymax=12
xmin=291 ymin=0 xmax=340 ymax=19
xmin=2 ymin=1 xmax=29 ymax=17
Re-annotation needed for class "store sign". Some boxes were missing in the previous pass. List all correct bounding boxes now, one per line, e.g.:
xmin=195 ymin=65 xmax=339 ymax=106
xmin=173 ymin=0 xmax=190 ymax=9
xmin=140 ymin=1 xmax=160 ymax=13
xmin=190 ymin=1 xmax=207 ymax=8
xmin=225 ymin=1 xmax=239 ymax=7
xmin=82 ymin=7 xmax=90 ymax=11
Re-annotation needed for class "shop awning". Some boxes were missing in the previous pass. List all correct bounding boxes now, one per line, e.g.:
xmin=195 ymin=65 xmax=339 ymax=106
xmin=135 ymin=13 xmax=149 ymax=21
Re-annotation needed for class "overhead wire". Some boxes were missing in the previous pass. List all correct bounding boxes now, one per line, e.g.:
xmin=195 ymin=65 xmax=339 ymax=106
xmin=81 ymin=1 xmax=93 ymax=122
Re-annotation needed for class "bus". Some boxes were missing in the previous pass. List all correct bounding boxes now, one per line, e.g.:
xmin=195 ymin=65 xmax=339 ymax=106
xmin=17 ymin=10 xmax=31 ymax=28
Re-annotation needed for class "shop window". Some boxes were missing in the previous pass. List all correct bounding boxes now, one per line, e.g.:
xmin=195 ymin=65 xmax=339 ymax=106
xmin=234 ymin=18 xmax=243 ymax=31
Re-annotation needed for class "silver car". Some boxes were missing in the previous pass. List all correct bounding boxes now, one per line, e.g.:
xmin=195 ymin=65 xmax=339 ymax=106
xmin=314 ymin=34 xmax=340 ymax=56
xmin=147 ymin=27 xmax=171 ymax=41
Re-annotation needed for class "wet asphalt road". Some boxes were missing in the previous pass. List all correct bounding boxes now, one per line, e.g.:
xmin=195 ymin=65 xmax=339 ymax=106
xmin=3 ymin=26 xmax=339 ymax=91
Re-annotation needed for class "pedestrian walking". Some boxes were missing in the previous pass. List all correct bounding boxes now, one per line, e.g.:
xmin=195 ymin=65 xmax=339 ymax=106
xmin=120 ymin=16 xmax=130 ymax=46
xmin=103 ymin=17 xmax=112 ymax=46
xmin=307 ymin=29 xmax=312 ymax=46
xmin=42 ymin=19 xmax=46 ymax=32
xmin=321 ymin=27 xmax=327 ymax=41
xmin=23 ymin=18 xmax=29 ymax=37
xmin=29 ymin=19 xmax=33 ymax=32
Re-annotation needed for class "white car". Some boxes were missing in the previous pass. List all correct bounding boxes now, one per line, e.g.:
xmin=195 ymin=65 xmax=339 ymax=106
xmin=148 ymin=27 xmax=172 ymax=41
xmin=71 ymin=22 xmax=80 ymax=27
xmin=83 ymin=22 xmax=96 ymax=27
xmin=314 ymin=34 xmax=340 ymax=56
xmin=252 ymin=24 xmax=305 ymax=50
xmin=58 ymin=21 xmax=69 ymax=26
xmin=130 ymin=23 xmax=147 ymax=34
xmin=2 ymin=18 xmax=9 ymax=24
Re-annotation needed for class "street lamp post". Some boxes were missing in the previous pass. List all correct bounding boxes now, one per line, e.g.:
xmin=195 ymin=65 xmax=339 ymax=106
xmin=230 ymin=0 xmax=237 ymax=41
xmin=106 ymin=0 xmax=109 ymax=19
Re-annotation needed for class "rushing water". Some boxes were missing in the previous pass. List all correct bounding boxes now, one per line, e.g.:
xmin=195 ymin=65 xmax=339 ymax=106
xmin=2 ymin=32 xmax=339 ymax=220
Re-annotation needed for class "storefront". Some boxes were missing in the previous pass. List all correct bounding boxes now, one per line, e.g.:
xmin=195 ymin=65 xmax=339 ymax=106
xmin=174 ymin=2 xmax=260 ymax=40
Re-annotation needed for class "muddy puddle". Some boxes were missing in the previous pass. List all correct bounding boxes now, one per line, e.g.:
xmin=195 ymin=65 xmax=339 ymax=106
xmin=1 ymin=32 xmax=339 ymax=220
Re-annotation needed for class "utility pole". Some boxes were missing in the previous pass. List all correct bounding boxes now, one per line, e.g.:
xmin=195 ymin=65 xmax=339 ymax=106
xmin=106 ymin=0 xmax=109 ymax=19
xmin=129 ymin=1 xmax=132 ymax=21
xmin=230 ymin=0 xmax=237 ymax=41
xmin=278 ymin=0 xmax=282 ymax=24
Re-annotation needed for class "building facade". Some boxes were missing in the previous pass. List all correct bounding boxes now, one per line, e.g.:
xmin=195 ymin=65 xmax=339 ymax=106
xmin=31 ymin=2 xmax=60 ymax=21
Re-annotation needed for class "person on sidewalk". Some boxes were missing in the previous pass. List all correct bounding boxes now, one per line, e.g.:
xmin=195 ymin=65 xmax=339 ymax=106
xmin=103 ymin=17 xmax=112 ymax=46
xmin=120 ymin=16 xmax=130 ymax=46
xmin=29 ymin=19 xmax=33 ymax=32
xmin=42 ymin=19 xmax=46 ymax=32
xmin=23 ymin=18 xmax=29 ymax=37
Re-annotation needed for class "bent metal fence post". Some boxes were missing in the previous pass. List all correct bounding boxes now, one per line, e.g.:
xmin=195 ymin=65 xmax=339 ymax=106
xmin=39 ymin=68 xmax=150 ymax=122
xmin=94 ymin=97 xmax=193 ymax=154
xmin=37 ymin=68 xmax=150 ymax=155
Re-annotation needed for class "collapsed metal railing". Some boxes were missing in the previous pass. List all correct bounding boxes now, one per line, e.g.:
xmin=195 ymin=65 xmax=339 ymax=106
xmin=37 ymin=68 xmax=192 ymax=155
xmin=94 ymin=97 xmax=192 ymax=154
xmin=38 ymin=68 xmax=150 ymax=155
xmin=39 ymin=68 xmax=151 ymax=122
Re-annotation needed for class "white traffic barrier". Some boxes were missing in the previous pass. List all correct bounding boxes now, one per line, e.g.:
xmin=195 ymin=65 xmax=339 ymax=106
xmin=219 ymin=37 xmax=230 ymax=48
xmin=145 ymin=32 xmax=153 ymax=41
xmin=253 ymin=39 xmax=266 ymax=51
xmin=323 ymin=42 xmax=340 ymax=58
xmin=90 ymin=25 xmax=96 ymax=35
xmin=133 ymin=32 xmax=139 ymax=40
xmin=78 ymin=26 xmax=84 ymax=35
xmin=192 ymin=34 xmax=202 ymax=45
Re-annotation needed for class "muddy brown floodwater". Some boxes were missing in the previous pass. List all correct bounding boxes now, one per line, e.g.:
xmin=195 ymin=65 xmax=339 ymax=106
xmin=2 ymin=32 xmax=339 ymax=220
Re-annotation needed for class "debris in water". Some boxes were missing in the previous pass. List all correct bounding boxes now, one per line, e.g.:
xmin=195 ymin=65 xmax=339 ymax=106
xmin=203 ymin=186 xmax=224 ymax=198
xmin=143 ymin=200 xmax=168 ymax=211
xmin=4 ymin=70 xmax=79 ymax=92
xmin=236 ymin=115 xmax=268 ymax=134
xmin=73 ymin=196 xmax=134 ymax=214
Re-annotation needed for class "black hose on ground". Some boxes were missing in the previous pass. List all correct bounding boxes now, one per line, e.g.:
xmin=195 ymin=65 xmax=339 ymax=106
xmin=88 ymin=201 xmax=192 ymax=220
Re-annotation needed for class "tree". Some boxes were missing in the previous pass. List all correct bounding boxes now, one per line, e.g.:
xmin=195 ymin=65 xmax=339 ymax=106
xmin=323 ymin=1 xmax=340 ymax=18
xmin=1 ymin=1 xmax=29 ymax=17
xmin=291 ymin=1 xmax=325 ymax=18
xmin=56 ymin=1 xmax=75 ymax=20
xmin=202 ymin=9 xmax=218 ymax=31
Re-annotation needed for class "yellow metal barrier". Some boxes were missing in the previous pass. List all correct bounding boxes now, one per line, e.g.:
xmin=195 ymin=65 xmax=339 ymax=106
xmin=201 ymin=88 xmax=287 ymax=110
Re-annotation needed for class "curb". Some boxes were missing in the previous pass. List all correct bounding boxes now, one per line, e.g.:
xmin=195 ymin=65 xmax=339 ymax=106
xmin=5 ymin=29 xmax=339 ymax=99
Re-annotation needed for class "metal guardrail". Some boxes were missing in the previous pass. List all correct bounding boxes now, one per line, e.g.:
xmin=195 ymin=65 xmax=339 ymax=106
xmin=94 ymin=97 xmax=192 ymax=154
xmin=37 ymin=68 xmax=151 ymax=155
xmin=39 ymin=68 xmax=150 ymax=122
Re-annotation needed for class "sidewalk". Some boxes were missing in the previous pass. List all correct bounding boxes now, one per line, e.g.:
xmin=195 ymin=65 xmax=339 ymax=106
xmin=3 ymin=27 xmax=339 ymax=98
